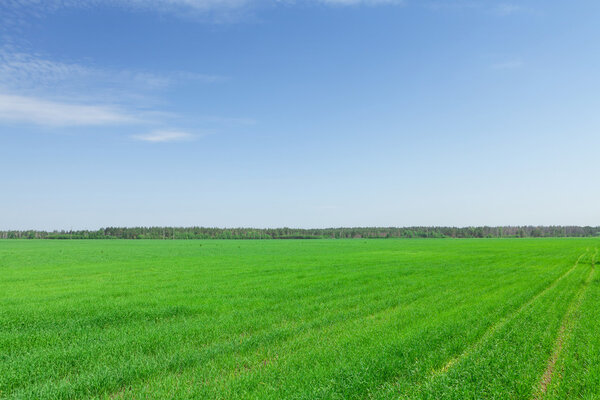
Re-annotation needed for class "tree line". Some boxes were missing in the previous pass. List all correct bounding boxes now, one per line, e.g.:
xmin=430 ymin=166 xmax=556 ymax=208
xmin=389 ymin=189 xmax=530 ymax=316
xmin=1 ymin=226 xmax=600 ymax=239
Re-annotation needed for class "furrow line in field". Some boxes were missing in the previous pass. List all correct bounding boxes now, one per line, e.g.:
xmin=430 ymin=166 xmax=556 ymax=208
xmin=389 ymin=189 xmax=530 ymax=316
xmin=7 ymin=268 xmax=517 ymax=398
xmin=15 ymin=277 xmax=493 ymax=398
xmin=90 ymin=265 xmax=535 ymax=399
xmin=533 ymin=248 xmax=597 ymax=400
xmin=431 ymin=251 xmax=587 ymax=377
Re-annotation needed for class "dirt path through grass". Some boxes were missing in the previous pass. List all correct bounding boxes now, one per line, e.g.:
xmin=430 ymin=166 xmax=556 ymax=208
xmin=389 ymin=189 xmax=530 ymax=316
xmin=533 ymin=248 xmax=597 ymax=400
xmin=432 ymin=251 xmax=588 ymax=378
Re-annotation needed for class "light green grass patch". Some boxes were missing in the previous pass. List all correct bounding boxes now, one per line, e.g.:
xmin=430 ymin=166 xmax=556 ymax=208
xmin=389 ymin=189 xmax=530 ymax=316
xmin=0 ymin=239 xmax=598 ymax=399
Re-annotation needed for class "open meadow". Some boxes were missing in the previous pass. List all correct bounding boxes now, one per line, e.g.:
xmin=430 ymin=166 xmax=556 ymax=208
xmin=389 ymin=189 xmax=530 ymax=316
xmin=1 ymin=238 xmax=599 ymax=399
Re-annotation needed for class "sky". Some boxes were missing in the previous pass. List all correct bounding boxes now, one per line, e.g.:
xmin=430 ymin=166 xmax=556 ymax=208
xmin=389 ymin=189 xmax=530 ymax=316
xmin=1 ymin=0 xmax=599 ymax=230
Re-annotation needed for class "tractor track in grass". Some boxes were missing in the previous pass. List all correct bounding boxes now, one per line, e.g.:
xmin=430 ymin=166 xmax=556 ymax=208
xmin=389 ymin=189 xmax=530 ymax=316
xmin=431 ymin=251 xmax=588 ymax=378
xmin=533 ymin=247 xmax=597 ymax=400
xmin=18 ymin=264 xmax=524 ymax=400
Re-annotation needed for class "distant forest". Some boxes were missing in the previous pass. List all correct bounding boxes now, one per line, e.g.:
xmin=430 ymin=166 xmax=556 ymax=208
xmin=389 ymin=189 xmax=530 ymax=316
xmin=2 ymin=226 xmax=600 ymax=239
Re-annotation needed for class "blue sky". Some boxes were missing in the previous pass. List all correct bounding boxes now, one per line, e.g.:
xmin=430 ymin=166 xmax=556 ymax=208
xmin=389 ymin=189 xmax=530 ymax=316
xmin=1 ymin=0 xmax=599 ymax=230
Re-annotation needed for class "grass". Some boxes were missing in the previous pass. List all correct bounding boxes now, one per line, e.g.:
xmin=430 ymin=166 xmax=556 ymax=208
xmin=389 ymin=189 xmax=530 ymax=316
xmin=0 ymin=238 xmax=598 ymax=399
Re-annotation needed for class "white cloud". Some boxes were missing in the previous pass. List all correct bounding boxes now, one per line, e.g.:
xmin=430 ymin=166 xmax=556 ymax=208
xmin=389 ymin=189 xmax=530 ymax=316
xmin=0 ymin=49 xmax=92 ymax=91
xmin=134 ymin=0 xmax=252 ymax=11
xmin=317 ymin=0 xmax=402 ymax=5
xmin=0 ymin=0 xmax=251 ymax=26
xmin=0 ymin=93 xmax=137 ymax=126
xmin=0 ymin=48 xmax=246 ymax=135
xmin=2 ymin=0 xmax=251 ymax=12
xmin=426 ymin=1 xmax=528 ymax=16
xmin=0 ymin=47 xmax=223 ymax=95
xmin=0 ymin=0 xmax=407 ymax=31
xmin=1 ymin=0 xmax=403 ymax=22
xmin=132 ymin=130 xmax=196 ymax=142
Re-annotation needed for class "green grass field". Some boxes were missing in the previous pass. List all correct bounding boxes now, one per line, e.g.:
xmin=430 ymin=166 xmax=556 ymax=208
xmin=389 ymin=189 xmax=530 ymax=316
xmin=1 ymin=239 xmax=598 ymax=399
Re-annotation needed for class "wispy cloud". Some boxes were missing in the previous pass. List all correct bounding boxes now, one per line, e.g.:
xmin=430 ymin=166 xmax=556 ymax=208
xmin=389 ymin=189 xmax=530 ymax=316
xmin=0 ymin=93 xmax=137 ymax=126
xmin=0 ymin=1 xmax=249 ymax=28
xmin=0 ymin=46 xmax=234 ymax=135
xmin=0 ymin=47 xmax=223 ymax=96
xmin=132 ymin=130 xmax=196 ymax=142
xmin=1 ymin=0 xmax=252 ymax=14
xmin=426 ymin=1 xmax=529 ymax=16
xmin=0 ymin=17 xmax=245 ymax=140
xmin=1 ymin=0 xmax=405 ymax=26
xmin=491 ymin=60 xmax=524 ymax=70
xmin=4 ymin=0 xmax=406 ymax=10
xmin=316 ymin=0 xmax=403 ymax=5
xmin=0 ymin=47 xmax=250 ymax=141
